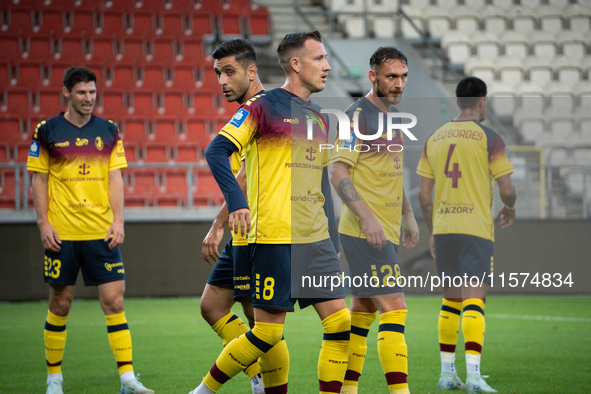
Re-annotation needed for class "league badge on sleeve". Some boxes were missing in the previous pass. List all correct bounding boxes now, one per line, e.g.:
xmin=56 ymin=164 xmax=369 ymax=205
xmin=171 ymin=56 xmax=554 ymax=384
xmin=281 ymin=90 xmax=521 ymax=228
xmin=229 ymin=108 xmax=250 ymax=128
xmin=29 ymin=141 xmax=40 ymax=158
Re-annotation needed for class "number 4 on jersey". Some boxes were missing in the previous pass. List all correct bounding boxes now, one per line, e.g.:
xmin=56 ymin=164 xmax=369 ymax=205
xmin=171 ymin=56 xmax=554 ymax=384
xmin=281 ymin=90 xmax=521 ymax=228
xmin=445 ymin=144 xmax=462 ymax=188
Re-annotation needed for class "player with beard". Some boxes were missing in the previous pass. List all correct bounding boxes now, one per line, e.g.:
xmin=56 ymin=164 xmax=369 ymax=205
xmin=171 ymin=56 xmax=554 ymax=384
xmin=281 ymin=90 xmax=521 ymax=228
xmin=189 ymin=30 xmax=349 ymax=394
xmin=330 ymin=47 xmax=419 ymax=394
xmin=199 ymin=39 xmax=268 ymax=394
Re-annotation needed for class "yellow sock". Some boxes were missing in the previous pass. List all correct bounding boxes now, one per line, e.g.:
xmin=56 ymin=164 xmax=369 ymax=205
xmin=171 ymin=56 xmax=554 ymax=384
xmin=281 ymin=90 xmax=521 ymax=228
xmin=462 ymin=299 xmax=485 ymax=356
xmin=439 ymin=299 xmax=462 ymax=373
xmin=258 ymin=337 xmax=289 ymax=393
xmin=342 ymin=310 xmax=377 ymax=392
xmin=211 ymin=312 xmax=249 ymax=347
xmin=211 ymin=312 xmax=260 ymax=378
xmin=377 ymin=310 xmax=408 ymax=393
xmin=44 ymin=311 xmax=68 ymax=375
xmin=318 ymin=308 xmax=351 ymax=394
xmin=106 ymin=312 xmax=133 ymax=375
xmin=203 ymin=322 xmax=283 ymax=392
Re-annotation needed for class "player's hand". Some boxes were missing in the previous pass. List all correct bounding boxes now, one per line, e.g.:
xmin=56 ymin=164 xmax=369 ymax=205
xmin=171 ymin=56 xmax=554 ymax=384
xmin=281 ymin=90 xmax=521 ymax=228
xmin=229 ymin=208 xmax=251 ymax=237
xmin=429 ymin=234 xmax=436 ymax=260
xmin=202 ymin=225 xmax=224 ymax=265
xmin=39 ymin=221 xmax=61 ymax=252
xmin=401 ymin=213 xmax=419 ymax=249
xmin=495 ymin=205 xmax=516 ymax=229
xmin=363 ymin=216 xmax=387 ymax=250
xmin=105 ymin=219 xmax=125 ymax=249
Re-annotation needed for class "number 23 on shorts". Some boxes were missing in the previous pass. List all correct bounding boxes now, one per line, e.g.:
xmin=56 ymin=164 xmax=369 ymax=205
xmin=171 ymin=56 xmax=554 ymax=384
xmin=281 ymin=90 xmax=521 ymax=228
xmin=44 ymin=256 xmax=61 ymax=279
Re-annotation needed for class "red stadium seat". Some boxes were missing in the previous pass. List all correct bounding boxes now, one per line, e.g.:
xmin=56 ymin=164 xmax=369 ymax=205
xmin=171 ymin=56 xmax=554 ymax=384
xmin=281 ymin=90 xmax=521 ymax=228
xmin=0 ymin=169 xmax=18 ymax=208
xmin=43 ymin=62 xmax=69 ymax=88
xmin=126 ymin=12 xmax=155 ymax=38
xmin=131 ymin=0 xmax=168 ymax=12
xmin=158 ymin=90 xmax=186 ymax=116
xmin=54 ymin=36 xmax=86 ymax=62
xmin=106 ymin=63 xmax=137 ymax=89
xmin=128 ymin=90 xmax=157 ymax=117
xmin=243 ymin=3 xmax=272 ymax=45
xmin=12 ymin=131 xmax=33 ymax=163
xmin=186 ymin=13 xmax=216 ymax=44
xmin=2 ymin=8 xmax=36 ymax=36
xmin=173 ymin=116 xmax=207 ymax=162
xmin=124 ymin=171 xmax=159 ymax=206
xmin=118 ymin=37 xmax=149 ymax=62
xmin=13 ymin=62 xmax=44 ymax=89
xmin=23 ymin=37 xmax=54 ymax=62
xmin=96 ymin=90 xmax=126 ymax=119
xmin=215 ymin=96 xmax=240 ymax=117
xmin=177 ymin=39 xmax=204 ymax=64
xmin=217 ymin=8 xmax=243 ymax=41
xmin=0 ymin=62 xmax=13 ymax=91
xmin=34 ymin=88 xmax=65 ymax=115
xmin=0 ymin=36 xmax=23 ymax=63
xmin=0 ymin=116 xmax=24 ymax=145
xmin=87 ymin=37 xmax=118 ymax=62
xmin=168 ymin=65 xmax=198 ymax=90
xmin=96 ymin=11 xmax=127 ymax=37
xmin=189 ymin=92 xmax=215 ymax=115
xmin=157 ymin=12 xmax=186 ymax=37
xmin=121 ymin=117 xmax=150 ymax=142
xmin=64 ymin=0 xmax=102 ymax=12
xmin=196 ymin=66 xmax=219 ymax=91
xmin=137 ymin=64 xmax=167 ymax=90
xmin=36 ymin=10 xmax=68 ymax=36
xmin=144 ymin=117 xmax=178 ymax=162
xmin=146 ymin=38 xmax=178 ymax=63
xmin=65 ymin=10 xmax=97 ymax=36
xmin=2 ymin=88 xmax=32 ymax=116
xmin=194 ymin=172 xmax=223 ymax=206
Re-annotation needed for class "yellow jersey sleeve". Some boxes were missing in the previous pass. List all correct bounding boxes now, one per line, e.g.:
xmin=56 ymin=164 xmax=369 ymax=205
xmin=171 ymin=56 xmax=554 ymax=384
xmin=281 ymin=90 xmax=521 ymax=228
xmin=26 ymin=121 xmax=50 ymax=173
xmin=416 ymin=139 xmax=435 ymax=179
xmin=486 ymin=130 xmax=514 ymax=179
xmin=109 ymin=124 xmax=127 ymax=171
xmin=219 ymin=96 xmax=265 ymax=151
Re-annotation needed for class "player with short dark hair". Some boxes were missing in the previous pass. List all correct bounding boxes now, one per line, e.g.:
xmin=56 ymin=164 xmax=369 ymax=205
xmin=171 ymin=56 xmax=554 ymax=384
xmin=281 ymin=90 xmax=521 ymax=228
xmin=417 ymin=76 xmax=516 ymax=393
xmin=200 ymin=38 xmax=268 ymax=394
xmin=330 ymin=47 xmax=419 ymax=394
xmin=189 ymin=31 xmax=350 ymax=394
xmin=27 ymin=66 xmax=153 ymax=394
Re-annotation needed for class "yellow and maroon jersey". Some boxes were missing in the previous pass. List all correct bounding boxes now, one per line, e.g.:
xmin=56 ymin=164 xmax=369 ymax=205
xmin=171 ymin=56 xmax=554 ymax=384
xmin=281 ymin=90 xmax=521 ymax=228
xmin=230 ymin=150 xmax=247 ymax=246
xmin=218 ymin=88 xmax=331 ymax=244
xmin=27 ymin=113 xmax=127 ymax=240
xmin=331 ymin=98 xmax=405 ymax=244
xmin=416 ymin=120 xmax=513 ymax=241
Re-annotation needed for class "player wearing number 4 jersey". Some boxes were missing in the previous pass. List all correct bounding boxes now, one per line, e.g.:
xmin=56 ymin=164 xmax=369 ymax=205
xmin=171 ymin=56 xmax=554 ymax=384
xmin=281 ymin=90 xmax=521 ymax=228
xmin=330 ymin=47 xmax=419 ymax=394
xmin=27 ymin=67 xmax=153 ymax=394
xmin=417 ymin=77 xmax=516 ymax=393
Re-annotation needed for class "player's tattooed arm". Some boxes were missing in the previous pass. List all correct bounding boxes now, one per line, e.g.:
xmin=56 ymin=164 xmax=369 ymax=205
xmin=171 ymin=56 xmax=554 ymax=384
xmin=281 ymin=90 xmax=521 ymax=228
xmin=402 ymin=190 xmax=412 ymax=215
xmin=420 ymin=201 xmax=433 ymax=234
xmin=338 ymin=178 xmax=361 ymax=203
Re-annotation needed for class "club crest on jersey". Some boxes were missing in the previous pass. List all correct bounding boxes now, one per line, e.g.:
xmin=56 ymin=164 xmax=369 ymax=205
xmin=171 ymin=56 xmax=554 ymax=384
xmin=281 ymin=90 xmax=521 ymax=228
xmin=230 ymin=108 xmax=250 ymax=128
xmin=29 ymin=141 xmax=40 ymax=158
xmin=95 ymin=136 xmax=104 ymax=151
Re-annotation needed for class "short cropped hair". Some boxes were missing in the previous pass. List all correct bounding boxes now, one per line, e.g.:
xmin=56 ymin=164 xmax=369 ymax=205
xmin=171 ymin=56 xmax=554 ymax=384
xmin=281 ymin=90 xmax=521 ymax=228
xmin=277 ymin=30 xmax=322 ymax=69
xmin=369 ymin=47 xmax=408 ymax=69
xmin=63 ymin=67 xmax=97 ymax=91
xmin=212 ymin=39 xmax=257 ymax=69
xmin=456 ymin=76 xmax=487 ymax=109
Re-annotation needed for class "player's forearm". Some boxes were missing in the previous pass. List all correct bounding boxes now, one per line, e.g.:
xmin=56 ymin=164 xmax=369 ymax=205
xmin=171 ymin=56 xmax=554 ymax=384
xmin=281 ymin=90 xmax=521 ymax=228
xmin=418 ymin=190 xmax=433 ymax=235
xmin=497 ymin=174 xmax=517 ymax=208
xmin=205 ymin=135 xmax=248 ymax=213
xmin=331 ymin=168 xmax=374 ymax=224
xmin=108 ymin=170 xmax=125 ymax=223
xmin=32 ymin=172 xmax=50 ymax=226
xmin=402 ymin=190 xmax=413 ymax=215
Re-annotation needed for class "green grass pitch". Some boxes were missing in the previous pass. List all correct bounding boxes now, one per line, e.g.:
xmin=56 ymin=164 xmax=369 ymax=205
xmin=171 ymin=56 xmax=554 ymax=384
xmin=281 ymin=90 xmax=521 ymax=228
xmin=1 ymin=297 xmax=590 ymax=393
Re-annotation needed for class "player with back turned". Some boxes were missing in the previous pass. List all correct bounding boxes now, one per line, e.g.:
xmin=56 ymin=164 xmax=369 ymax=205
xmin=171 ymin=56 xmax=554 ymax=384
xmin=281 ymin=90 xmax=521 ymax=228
xmin=417 ymin=77 xmax=516 ymax=393
xmin=330 ymin=47 xmax=419 ymax=394
xmin=189 ymin=30 xmax=350 ymax=394
xmin=27 ymin=67 xmax=153 ymax=394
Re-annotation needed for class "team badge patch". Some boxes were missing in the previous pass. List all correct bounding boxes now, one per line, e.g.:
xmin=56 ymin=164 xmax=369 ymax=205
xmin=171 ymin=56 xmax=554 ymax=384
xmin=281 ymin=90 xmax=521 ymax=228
xmin=229 ymin=108 xmax=250 ymax=128
xmin=95 ymin=136 xmax=104 ymax=151
xmin=28 ymin=141 xmax=40 ymax=158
